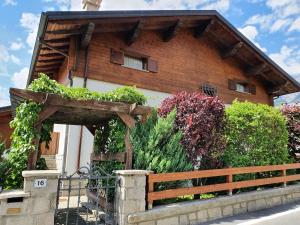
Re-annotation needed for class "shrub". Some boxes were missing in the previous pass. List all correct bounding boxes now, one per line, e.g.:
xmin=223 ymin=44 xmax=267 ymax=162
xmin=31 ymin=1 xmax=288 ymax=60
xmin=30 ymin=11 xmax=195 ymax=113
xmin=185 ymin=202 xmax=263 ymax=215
xmin=131 ymin=110 xmax=193 ymax=190
xmin=224 ymin=100 xmax=290 ymax=169
xmin=281 ymin=104 xmax=300 ymax=161
xmin=158 ymin=91 xmax=226 ymax=169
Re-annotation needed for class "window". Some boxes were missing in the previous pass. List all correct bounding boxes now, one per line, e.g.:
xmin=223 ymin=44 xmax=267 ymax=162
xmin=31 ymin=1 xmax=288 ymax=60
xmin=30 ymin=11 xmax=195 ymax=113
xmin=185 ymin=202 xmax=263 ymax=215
xmin=201 ymin=83 xmax=217 ymax=96
xmin=236 ymin=83 xmax=247 ymax=93
xmin=228 ymin=79 xmax=256 ymax=95
xmin=110 ymin=49 xmax=158 ymax=73
xmin=124 ymin=55 xmax=147 ymax=71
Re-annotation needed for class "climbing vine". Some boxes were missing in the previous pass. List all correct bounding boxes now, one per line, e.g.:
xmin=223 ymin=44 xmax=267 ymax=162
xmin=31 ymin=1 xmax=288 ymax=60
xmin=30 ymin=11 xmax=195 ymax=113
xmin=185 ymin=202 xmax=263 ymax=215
xmin=2 ymin=74 xmax=146 ymax=189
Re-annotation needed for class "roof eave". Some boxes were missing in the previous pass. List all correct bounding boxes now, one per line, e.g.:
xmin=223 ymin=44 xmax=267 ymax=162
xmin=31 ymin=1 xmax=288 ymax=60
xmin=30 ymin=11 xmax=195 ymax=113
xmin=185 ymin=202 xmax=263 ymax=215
xmin=26 ymin=10 xmax=300 ymax=94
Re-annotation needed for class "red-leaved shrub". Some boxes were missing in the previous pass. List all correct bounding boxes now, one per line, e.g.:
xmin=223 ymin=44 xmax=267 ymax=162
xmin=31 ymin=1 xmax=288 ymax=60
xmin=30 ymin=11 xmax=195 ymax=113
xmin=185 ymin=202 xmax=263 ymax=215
xmin=281 ymin=104 xmax=300 ymax=161
xmin=158 ymin=91 xmax=226 ymax=169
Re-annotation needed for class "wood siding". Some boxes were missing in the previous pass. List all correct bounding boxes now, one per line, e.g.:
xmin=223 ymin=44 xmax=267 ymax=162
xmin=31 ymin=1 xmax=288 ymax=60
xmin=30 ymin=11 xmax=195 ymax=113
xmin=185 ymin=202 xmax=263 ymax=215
xmin=0 ymin=111 xmax=12 ymax=148
xmin=70 ymin=29 xmax=272 ymax=104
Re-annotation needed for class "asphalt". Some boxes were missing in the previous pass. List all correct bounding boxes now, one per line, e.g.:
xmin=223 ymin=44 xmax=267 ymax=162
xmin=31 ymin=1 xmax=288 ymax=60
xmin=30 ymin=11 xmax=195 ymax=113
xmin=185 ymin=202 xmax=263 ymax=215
xmin=199 ymin=201 xmax=300 ymax=225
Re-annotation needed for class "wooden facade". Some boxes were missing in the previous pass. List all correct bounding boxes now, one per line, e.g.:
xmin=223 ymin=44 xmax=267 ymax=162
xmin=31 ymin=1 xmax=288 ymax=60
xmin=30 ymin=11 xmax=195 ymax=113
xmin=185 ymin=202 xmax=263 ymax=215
xmin=0 ymin=106 xmax=12 ymax=148
xmin=27 ymin=11 xmax=300 ymax=106
xmin=66 ymin=30 xmax=272 ymax=104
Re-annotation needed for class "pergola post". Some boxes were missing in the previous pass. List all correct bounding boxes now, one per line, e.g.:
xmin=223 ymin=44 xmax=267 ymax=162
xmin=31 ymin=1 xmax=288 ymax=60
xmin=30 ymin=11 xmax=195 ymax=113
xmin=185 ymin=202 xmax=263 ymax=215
xmin=27 ymin=124 xmax=42 ymax=170
xmin=27 ymin=106 xmax=60 ymax=169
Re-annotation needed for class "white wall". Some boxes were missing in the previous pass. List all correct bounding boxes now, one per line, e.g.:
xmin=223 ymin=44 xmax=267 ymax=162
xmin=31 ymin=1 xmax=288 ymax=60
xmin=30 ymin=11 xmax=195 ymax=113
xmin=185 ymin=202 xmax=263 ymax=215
xmin=56 ymin=77 xmax=171 ymax=175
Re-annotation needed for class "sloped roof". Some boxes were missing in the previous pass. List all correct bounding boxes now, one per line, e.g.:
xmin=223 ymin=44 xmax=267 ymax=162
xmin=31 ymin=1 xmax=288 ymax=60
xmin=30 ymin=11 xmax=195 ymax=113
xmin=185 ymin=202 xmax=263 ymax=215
xmin=27 ymin=10 xmax=300 ymax=96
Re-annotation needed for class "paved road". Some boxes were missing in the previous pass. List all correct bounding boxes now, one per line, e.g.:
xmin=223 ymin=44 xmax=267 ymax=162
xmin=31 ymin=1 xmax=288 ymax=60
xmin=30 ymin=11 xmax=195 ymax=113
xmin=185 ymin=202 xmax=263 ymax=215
xmin=200 ymin=201 xmax=300 ymax=225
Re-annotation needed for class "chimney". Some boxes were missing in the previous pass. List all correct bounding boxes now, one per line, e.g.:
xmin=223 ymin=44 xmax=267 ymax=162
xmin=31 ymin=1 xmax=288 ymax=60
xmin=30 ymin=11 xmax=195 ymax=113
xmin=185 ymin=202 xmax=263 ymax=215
xmin=82 ymin=0 xmax=102 ymax=11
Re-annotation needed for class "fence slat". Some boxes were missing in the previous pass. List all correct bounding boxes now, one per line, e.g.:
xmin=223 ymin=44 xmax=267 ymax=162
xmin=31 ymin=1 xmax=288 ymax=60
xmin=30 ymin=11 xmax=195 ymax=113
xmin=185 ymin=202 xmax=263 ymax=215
xmin=148 ymin=163 xmax=300 ymax=183
xmin=147 ymin=163 xmax=300 ymax=204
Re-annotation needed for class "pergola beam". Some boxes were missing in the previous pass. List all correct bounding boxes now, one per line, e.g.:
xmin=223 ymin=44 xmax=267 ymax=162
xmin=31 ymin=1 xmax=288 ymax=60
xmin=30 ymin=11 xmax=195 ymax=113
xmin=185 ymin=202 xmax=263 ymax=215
xmin=163 ymin=19 xmax=182 ymax=42
xmin=222 ymin=42 xmax=243 ymax=59
xmin=126 ymin=20 xmax=144 ymax=46
xmin=35 ymin=106 xmax=61 ymax=126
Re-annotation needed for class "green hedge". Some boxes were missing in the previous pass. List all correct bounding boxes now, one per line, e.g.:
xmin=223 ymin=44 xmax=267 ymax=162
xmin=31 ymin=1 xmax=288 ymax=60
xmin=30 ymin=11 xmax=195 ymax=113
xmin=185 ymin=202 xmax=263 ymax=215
xmin=224 ymin=100 xmax=290 ymax=168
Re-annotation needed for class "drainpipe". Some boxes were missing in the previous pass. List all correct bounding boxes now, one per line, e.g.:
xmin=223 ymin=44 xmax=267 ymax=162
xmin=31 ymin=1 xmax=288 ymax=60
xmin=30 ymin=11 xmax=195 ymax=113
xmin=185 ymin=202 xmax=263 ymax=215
xmin=61 ymin=70 xmax=74 ymax=175
xmin=77 ymin=44 xmax=90 ymax=170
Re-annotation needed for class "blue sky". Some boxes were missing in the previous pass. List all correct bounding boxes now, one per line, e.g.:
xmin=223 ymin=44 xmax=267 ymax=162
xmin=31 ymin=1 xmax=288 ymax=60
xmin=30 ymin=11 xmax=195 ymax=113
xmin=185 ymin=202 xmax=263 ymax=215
xmin=1 ymin=0 xmax=300 ymax=106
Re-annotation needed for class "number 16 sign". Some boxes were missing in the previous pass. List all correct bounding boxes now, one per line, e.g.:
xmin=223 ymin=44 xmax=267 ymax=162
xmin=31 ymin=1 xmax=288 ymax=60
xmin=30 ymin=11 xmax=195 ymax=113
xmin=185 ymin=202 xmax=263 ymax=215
xmin=34 ymin=179 xmax=47 ymax=188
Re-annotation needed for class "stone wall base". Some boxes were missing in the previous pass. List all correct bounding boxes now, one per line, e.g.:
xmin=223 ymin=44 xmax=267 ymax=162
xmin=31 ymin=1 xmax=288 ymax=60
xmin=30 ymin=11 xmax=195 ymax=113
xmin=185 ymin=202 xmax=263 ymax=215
xmin=128 ymin=184 xmax=300 ymax=225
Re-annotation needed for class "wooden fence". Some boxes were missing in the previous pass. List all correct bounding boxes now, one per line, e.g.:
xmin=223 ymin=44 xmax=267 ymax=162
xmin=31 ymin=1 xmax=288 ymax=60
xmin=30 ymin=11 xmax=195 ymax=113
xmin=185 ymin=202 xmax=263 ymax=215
xmin=147 ymin=163 xmax=300 ymax=209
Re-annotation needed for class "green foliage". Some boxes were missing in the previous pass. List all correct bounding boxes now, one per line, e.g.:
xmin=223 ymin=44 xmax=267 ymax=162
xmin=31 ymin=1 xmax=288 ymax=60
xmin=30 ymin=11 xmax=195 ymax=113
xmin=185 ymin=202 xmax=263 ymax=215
xmin=131 ymin=110 xmax=193 ymax=190
xmin=281 ymin=104 xmax=300 ymax=161
xmin=94 ymin=119 xmax=126 ymax=154
xmin=0 ymin=140 xmax=8 ymax=185
xmin=224 ymin=100 xmax=290 ymax=170
xmin=29 ymin=74 xmax=146 ymax=105
xmin=5 ymin=74 xmax=147 ymax=189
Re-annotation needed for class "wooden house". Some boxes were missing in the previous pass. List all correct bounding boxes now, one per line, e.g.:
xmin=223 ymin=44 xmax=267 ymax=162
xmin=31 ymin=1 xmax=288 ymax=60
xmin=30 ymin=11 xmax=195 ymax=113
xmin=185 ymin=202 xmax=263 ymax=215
xmin=18 ymin=6 xmax=300 ymax=173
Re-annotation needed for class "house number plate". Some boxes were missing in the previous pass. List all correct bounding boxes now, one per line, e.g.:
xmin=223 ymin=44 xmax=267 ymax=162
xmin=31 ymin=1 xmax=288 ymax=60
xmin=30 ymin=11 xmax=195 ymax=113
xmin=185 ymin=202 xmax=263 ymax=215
xmin=34 ymin=179 xmax=47 ymax=188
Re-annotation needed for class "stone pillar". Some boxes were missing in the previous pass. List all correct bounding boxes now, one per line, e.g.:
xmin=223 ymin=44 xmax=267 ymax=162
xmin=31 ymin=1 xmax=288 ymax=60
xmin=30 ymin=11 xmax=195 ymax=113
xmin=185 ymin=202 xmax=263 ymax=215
xmin=22 ymin=170 xmax=60 ymax=225
xmin=114 ymin=170 xmax=151 ymax=225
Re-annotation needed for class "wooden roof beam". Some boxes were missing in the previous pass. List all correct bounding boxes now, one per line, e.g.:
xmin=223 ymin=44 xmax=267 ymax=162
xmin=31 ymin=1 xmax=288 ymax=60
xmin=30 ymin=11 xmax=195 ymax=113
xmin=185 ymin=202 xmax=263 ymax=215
xmin=247 ymin=63 xmax=267 ymax=76
xmin=222 ymin=42 xmax=244 ymax=59
xmin=40 ymin=40 xmax=69 ymax=57
xmin=46 ymin=29 xmax=83 ymax=35
xmin=163 ymin=19 xmax=182 ymax=42
xmin=126 ymin=20 xmax=144 ymax=46
xmin=38 ymin=58 xmax=63 ymax=63
xmin=267 ymin=82 xmax=288 ymax=95
xmin=39 ymin=53 xmax=65 ymax=57
xmin=81 ymin=22 xmax=95 ymax=49
xmin=194 ymin=19 xmax=215 ymax=38
xmin=44 ymin=38 xmax=70 ymax=44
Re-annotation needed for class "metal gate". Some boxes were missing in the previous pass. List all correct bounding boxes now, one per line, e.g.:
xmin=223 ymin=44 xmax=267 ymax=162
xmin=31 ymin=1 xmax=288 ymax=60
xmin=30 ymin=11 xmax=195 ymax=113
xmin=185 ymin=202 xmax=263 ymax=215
xmin=55 ymin=166 xmax=117 ymax=225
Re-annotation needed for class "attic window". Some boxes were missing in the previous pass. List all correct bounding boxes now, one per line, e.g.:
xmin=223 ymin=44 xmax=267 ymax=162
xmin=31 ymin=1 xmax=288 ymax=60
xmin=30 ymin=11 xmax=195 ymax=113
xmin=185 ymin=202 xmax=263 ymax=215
xmin=201 ymin=83 xmax=217 ymax=97
xmin=228 ymin=79 xmax=256 ymax=95
xmin=124 ymin=55 xmax=147 ymax=71
xmin=110 ymin=49 xmax=158 ymax=73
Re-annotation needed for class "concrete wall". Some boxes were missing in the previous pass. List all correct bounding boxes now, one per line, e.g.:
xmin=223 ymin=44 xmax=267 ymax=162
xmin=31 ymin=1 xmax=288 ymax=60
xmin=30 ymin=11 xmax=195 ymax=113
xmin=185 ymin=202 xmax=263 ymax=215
xmin=0 ymin=170 xmax=59 ymax=225
xmin=115 ymin=170 xmax=300 ymax=225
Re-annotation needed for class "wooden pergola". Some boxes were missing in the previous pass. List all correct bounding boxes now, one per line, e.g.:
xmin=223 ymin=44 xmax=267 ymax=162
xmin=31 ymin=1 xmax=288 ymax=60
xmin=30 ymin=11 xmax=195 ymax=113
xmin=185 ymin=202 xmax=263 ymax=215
xmin=10 ymin=88 xmax=152 ymax=170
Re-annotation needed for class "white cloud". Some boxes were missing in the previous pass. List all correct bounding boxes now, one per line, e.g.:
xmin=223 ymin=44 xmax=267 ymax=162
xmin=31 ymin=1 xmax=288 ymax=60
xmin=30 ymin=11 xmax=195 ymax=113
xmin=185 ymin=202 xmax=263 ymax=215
xmin=269 ymin=45 xmax=300 ymax=77
xmin=100 ymin=0 xmax=231 ymax=12
xmin=246 ymin=14 xmax=274 ymax=30
xmin=44 ymin=0 xmax=232 ymax=12
xmin=0 ymin=44 xmax=9 ymax=77
xmin=10 ymin=55 xmax=21 ymax=65
xmin=44 ymin=0 xmax=70 ymax=11
xmin=0 ymin=87 xmax=10 ymax=107
xmin=288 ymin=17 xmax=300 ymax=32
xmin=9 ymin=39 xmax=24 ymax=51
xmin=266 ymin=0 xmax=300 ymax=18
xmin=70 ymin=0 xmax=82 ymax=10
xmin=270 ymin=18 xmax=291 ymax=32
xmin=238 ymin=25 xmax=267 ymax=52
xmin=3 ymin=0 xmax=17 ymax=6
xmin=246 ymin=0 xmax=300 ymax=33
xmin=20 ymin=13 xmax=40 ymax=50
xmin=11 ymin=67 xmax=29 ymax=89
